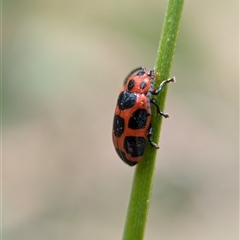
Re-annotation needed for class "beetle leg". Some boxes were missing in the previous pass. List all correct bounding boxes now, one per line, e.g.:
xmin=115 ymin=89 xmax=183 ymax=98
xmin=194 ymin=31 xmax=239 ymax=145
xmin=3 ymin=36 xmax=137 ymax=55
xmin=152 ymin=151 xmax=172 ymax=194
xmin=148 ymin=124 xmax=159 ymax=149
xmin=150 ymin=98 xmax=169 ymax=118
xmin=151 ymin=77 xmax=176 ymax=95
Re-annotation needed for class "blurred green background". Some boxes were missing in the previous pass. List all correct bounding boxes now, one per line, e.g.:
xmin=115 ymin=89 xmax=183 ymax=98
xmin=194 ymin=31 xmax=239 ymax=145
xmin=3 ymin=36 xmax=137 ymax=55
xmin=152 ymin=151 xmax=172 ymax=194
xmin=3 ymin=1 xmax=238 ymax=239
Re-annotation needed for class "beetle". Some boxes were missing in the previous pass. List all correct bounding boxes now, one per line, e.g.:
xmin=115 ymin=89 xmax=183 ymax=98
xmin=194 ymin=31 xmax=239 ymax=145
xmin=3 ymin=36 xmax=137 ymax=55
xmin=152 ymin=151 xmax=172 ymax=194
xmin=112 ymin=67 xmax=175 ymax=166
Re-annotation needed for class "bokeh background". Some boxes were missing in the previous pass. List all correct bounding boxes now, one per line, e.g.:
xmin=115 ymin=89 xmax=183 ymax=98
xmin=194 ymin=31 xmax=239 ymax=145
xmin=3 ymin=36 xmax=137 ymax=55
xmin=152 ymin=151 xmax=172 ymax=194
xmin=3 ymin=1 xmax=238 ymax=240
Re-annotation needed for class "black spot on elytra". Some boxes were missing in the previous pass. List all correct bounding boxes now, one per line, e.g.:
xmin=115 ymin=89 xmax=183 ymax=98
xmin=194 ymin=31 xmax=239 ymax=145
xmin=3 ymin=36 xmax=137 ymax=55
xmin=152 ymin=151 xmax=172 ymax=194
xmin=113 ymin=115 xmax=124 ymax=137
xmin=124 ymin=136 xmax=146 ymax=157
xmin=128 ymin=109 xmax=149 ymax=129
xmin=117 ymin=91 xmax=137 ymax=110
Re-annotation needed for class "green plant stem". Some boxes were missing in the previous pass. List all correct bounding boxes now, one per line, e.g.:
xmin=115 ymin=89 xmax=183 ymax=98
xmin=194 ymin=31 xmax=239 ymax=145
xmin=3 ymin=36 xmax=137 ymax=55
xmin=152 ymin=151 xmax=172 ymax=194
xmin=122 ymin=0 xmax=184 ymax=239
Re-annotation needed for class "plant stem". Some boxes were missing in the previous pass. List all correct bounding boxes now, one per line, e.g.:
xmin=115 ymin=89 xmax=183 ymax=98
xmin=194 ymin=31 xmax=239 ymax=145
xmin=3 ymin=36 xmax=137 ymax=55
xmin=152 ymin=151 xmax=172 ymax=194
xmin=122 ymin=0 xmax=184 ymax=239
